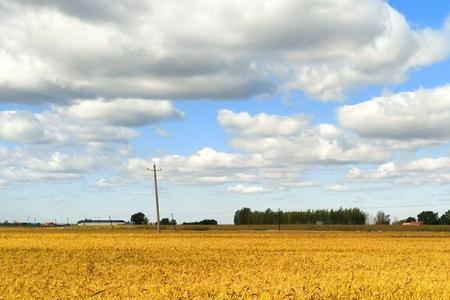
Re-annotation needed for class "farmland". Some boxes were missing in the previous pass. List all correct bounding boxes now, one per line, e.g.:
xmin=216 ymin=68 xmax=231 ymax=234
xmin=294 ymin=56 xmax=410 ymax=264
xmin=1 ymin=228 xmax=450 ymax=299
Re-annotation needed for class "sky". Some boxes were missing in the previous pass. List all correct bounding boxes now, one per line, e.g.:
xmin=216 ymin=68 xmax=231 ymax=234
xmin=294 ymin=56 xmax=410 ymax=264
xmin=1 ymin=0 xmax=450 ymax=224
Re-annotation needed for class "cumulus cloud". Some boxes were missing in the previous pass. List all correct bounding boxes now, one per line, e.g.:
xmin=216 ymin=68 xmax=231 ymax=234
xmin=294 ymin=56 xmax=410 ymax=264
xmin=0 ymin=0 xmax=448 ymax=103
xmin=0 ymin=109 xmax=136 ymax=144
xmin=326 ymin=184 xmax=349 ymax=192
xmin=219 ymin=110 xmax=391 ymax=164
xmin=0 ymin=97 xmax=179 ymax=186
xmin=0 ymin=111 xmax=51 ymax=144
xmin=57 ymin=99 xmax=184 ymax=126
xmin=122 ymin=148 xmax=263 ymax=184
xmin=347 ymin=167 xmax=362 ymax=179
xmin=116 ymin=147 xmax=314 ymax=189
xmin=227 ymin=184 xmax=269 ymax=194
xmin=0 ymin=99 xmax=182 ymax=144
xmin=154 ymin=128 xmax=171 ymax=138
xmin=0 ymin=150 xmax=108 ymax=183
xmin=404 ymin=157 xmax=450 ymax=171
xmin=347 ymin=156 xmax=450 ymax=186
xmin=93 ymin=178 xmax=124 ymax=189
xmin=218 ymin=109 xmax=310 ymax=137
xmin=98 ymin=105 xmax=450 ymax=189
xmin=338 ymin=85 xmax=450 ymax=139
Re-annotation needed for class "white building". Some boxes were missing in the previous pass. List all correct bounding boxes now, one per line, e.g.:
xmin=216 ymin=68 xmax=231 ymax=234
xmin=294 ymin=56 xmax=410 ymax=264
xmin=77 ymin=219 xmax=127 ymax=226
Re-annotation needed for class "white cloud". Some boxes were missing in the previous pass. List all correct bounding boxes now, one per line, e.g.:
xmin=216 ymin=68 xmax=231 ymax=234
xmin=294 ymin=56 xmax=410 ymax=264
xmin=338 ymin=85 xmax=450 ymax=139
xmin=0 ymin=111 xmax=51 ymax=144
xmin=279 ymin=180 xmax=315 ymax=189
xmin=219 ymin=110 xmax=391 ymax=164
xmin=0 ymin=0 xmax=448 ymax=103
xmin=404 ymin=157 xmax=450 ymax=171
xmin=326 ymin=184 xmax=349 ymax=192
xmin=0 ymin=99 xmax=182 ymax=145
xmin=347 ymin=167 xmax=361 ymax=179
xmin=348 ymin=156 xmax=450 ymax=186
xmin=117 ymin=147 xmax=314 ymax=190
xmin=93 ymin=178 xmax=124 ymax=189
xmin=58 ymin=98 xmax=183 ymax=126
xmin=218 ymin=109 xmax=310 ymax=137
xmin=0 ymin=140 xmax=131 ymax=187
xmin=198 ymin=176 xmax=229 ymax=184
xmin=102 ymin=105 xmax=450 ymax=190
xmin=227 ymin=184 xmax=269 ymax=194
xmin=154 ymin=128 xmax=171 ymax=138
xmin=0 ymin=151 xmax=106 ymax=183
xmin=375 ymin=162 xmax=397 ymax=178
xmin=0 ymin=109 xmax=136 ymax=145
xmin=123 ymin=147 xmax=261 ymax=184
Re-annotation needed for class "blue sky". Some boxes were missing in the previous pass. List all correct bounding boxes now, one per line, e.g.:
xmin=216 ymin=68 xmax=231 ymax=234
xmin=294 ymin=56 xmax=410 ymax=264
xmin=0 ymin=0 xmax=450 ymax=224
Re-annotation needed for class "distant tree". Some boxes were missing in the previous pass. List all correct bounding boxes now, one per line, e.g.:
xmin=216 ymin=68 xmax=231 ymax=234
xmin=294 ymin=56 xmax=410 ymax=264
xmin=439 ymin=210 xmax=450 ymax=225
xmin=183 ymin=219 xmax=218 ymax=225
xmin=160 ymin=218 xmax=171 ymax=225
xmin=405 ymin=217 xmax=417 ymax=223
xmin=417 ymin=211 xmax=439 ymax=225
xmin=395 ymin=217 xmax=417 ymax=225
xmin=234 ymin=207 xmax=252 ymax=225
xmin=233 ymin=207 xmax=367 ymax=225
xmin=130 ymin=212 xmax=148 ymax=225
xmin=199 ymin=219 xmax=217 ymax=225
xmin=374 ymin=211 xmax=390 ymax=225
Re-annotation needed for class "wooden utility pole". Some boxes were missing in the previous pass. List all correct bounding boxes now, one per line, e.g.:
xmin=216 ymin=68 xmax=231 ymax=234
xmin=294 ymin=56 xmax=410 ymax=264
xmin=171 ymin=213 xmax=176 ymax=231
xmin=148 ymin=163 xmax=161 ymax=233
xmin=108 ymin=215 xmax=114 ymax=230
xmin=278 ymin=208 xmax=281 ymax=232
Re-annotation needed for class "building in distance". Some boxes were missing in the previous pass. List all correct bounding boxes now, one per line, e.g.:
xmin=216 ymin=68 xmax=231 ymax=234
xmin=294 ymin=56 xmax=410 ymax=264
xmin=77 ymin=219 xmax=127 ymax=226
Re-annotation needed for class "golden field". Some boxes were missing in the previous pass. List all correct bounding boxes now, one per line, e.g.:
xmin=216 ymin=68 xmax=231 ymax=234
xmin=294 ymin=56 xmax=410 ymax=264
xmin=0 ymin=228 xmax=450 ymax=299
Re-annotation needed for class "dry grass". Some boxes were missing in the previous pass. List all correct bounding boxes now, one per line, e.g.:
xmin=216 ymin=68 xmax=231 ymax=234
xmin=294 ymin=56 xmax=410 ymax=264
xmin=0 ymin=228 xmax=449 ymax=299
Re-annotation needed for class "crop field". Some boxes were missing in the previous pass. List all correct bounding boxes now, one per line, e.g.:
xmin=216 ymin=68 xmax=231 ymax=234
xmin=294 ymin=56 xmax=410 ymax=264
xmin=1 ymin=228 xmax=450 ymax=299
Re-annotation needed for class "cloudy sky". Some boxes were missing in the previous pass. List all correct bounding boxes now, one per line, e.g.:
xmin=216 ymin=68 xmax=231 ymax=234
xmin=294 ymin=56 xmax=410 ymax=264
xmin=1 ymin=0 xmax=450 ymax=224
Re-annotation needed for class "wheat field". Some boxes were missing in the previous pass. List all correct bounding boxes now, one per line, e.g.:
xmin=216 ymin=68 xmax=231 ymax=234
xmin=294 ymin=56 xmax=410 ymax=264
xmin=0 ymin=228 xmax=449 ymax=299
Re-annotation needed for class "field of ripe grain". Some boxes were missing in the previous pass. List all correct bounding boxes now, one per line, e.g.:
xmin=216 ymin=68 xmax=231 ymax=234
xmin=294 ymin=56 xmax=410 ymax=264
xmin=0 ymin=229 xmax=449 ymax=299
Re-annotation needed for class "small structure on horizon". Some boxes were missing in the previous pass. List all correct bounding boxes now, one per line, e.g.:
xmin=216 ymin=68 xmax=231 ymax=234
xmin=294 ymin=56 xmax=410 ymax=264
xmin=77 ymin=219 xmax=127 ymax=226
xmin=401 ymin=221 xmax=423 ymax=226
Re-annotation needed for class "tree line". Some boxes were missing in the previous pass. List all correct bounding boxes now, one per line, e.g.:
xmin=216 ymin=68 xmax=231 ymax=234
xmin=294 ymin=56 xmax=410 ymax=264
xmin=234 ymin=207 xmax=367 ymax=225
xmin=234 ymin=208 xmax=450 ymax=225
xmin=396 ymin=210 xmax=450 ymax=225
xmin=130 ymin=212 xmax=217 ymax=225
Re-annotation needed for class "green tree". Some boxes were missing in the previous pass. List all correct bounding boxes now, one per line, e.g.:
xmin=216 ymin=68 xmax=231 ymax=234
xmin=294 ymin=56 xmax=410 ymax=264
xmin=130 ymin=212 xmax=148 ymax=225
xmin=160 ymin=218 xmax=171 ymax=225
xmin=183 ymin=219 xmax=218 ymax=225
xmin=439 ymin=210 xmax=450 ymax=225
xmin=417 ymin=211 xmax=439 ymax=225
xmin=233 ymin=207 xmax=367 ymax=225
xmin=396 ymin=217 xmax=417 ymax=224
xmin=234 ymin=208 xmax=251 ymax=225
xmin=374 ymin=211 xmax=390 ymax=225
xmin=159 ymin=217 xmax=177 ymax=225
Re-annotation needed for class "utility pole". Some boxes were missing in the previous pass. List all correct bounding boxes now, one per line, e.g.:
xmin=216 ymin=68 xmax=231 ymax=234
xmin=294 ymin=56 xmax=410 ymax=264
xmin=148 ymin=162 xmax=161 ymax=233
xmin=171 ymin=213 xmax=176 ymax=231
xmin=278 ymin=208 xmax=281 ymax=232
xmin=108 ymin=215 xmax=114 ymax=230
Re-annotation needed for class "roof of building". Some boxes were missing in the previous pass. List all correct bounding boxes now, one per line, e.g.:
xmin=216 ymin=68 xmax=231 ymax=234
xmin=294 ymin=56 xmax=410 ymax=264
xmin=77 ymin=219 xmax=127 ymax=224
xmin=401 ymin=221 xmax=423 ymax=226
